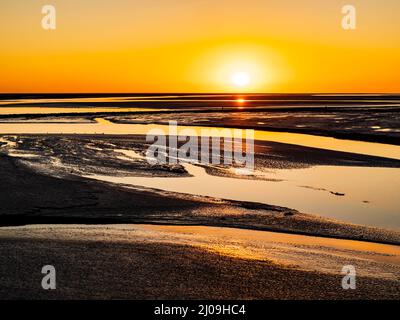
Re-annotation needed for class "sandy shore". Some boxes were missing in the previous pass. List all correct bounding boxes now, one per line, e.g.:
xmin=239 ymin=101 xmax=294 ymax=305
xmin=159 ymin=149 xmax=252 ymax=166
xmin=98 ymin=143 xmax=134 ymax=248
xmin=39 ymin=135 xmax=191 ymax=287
xmin=0 ymin=224 xmax=399 ymax=300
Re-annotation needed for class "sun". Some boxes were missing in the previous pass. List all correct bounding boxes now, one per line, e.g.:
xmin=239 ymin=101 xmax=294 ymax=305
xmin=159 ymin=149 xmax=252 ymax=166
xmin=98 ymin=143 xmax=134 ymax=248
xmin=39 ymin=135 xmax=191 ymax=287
xmin=232 ymin=72 xmax=251 ymax=87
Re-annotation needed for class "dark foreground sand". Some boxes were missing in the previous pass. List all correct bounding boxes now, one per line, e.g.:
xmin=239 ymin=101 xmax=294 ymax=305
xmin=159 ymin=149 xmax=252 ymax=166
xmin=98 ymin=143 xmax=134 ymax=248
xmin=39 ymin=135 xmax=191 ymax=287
xmin=0 ymin=224 xmax=399 ymax=300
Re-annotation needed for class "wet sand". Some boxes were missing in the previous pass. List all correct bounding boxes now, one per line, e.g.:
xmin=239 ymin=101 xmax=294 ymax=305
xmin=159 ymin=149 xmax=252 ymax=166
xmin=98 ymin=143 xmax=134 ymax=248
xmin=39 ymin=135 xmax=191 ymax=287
xmin=1 ymin=144 xmax=400 ymax=245
xmin=108 ymin=108 xmax=400 ymax=145
xmin=0 ymin=224 xmax=399 ymax=300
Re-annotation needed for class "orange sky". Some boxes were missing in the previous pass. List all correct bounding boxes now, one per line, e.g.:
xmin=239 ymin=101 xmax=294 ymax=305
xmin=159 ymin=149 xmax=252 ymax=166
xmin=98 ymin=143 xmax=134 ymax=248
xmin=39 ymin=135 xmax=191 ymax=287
xmin=1 ymin=0 xmax=399 ymax=93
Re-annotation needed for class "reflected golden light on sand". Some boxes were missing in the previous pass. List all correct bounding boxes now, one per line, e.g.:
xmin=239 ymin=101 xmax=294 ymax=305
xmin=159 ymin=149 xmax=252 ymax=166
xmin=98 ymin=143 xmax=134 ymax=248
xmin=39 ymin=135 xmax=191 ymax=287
xmin=138 ymin=225 xmax=400 ymax=279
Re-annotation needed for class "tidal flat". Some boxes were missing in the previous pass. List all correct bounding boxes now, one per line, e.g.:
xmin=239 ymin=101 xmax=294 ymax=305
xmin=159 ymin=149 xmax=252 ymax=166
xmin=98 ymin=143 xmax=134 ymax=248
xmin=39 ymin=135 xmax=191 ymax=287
xmin=0 ymin=94 xmax=399 ymax=299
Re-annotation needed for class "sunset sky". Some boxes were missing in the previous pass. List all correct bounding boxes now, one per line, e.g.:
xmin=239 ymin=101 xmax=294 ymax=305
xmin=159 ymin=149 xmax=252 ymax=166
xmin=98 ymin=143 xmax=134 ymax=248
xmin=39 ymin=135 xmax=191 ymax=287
xmin=1 ymin=0 xmax=399 ymax=93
